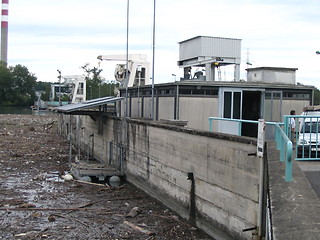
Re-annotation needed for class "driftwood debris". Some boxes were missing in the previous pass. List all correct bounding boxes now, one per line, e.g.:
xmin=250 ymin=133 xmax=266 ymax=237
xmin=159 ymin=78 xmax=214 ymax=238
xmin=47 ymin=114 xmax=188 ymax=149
xmin=72 ymin=179 xmax=104 ymax=186
xmin=123 ymin=220 xmax=155 ymax=236
xmin=0 ymin=207 xmax=110 ymax=212
xmin=126 ymin=207 xmax=141 ymax=218
xmin=14 ymin=228 xmax=49 ymax=238
xmin=0 ymin=196 xmax=144 ymax=212
xmin=49 ymin=213 xmax=90 ymax=228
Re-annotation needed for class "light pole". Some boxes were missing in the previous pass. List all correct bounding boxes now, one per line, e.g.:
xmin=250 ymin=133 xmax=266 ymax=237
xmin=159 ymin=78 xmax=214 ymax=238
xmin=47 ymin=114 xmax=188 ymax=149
xmin=125 ymin=0 xmax=129 ymax=118
xmin=57 ymin=70 xmax=62 ymax=106
xmin=137 ymin=66 xmax=141 ymax=117
xmin=151 ymin=0 xmax=156 ymax=120
xmin=172 ymin=74 xmax=176 ymax=81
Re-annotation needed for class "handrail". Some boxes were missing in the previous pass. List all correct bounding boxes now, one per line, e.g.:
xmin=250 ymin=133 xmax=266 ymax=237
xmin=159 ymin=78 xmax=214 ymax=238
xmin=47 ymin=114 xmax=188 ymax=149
xmin=208 ymin=117 xmax=292 ymax=181
xmin=274 ymin=123 xmax=292 ymax=181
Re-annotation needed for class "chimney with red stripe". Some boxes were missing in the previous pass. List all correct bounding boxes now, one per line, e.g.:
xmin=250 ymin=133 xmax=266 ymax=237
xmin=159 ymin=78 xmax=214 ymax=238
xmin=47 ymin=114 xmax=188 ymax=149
xmin=1 ymin=0 xmax=8 ymax=65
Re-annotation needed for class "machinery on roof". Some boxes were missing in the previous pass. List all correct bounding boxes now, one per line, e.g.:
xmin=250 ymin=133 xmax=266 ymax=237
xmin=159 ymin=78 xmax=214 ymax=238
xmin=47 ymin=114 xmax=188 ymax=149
xmin=97 ymin=54 xmax=150 ymax=88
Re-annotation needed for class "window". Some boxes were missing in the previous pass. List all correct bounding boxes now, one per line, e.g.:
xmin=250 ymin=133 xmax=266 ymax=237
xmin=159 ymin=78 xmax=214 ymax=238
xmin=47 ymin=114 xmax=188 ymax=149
xmin=223 ymin=92 xmax=232 ymax=118
xmin=283 ymin=91 xmax=310 ymax=99
xmin=223 ymin=91 xmax=242 ymax=119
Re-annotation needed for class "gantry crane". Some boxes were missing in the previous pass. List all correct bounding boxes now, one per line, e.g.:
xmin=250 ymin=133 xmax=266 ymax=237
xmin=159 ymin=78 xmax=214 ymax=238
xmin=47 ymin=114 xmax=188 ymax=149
xmin=97 ymin=54 xmax=150 ymax=88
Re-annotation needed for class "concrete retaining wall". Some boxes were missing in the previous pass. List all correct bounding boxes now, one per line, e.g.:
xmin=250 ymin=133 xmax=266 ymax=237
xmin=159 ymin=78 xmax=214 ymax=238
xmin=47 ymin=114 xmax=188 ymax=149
xmin=125 ymin=119 xmax=260 ymax=240
xmin=60 ymin=114 xmax=261 ymax=240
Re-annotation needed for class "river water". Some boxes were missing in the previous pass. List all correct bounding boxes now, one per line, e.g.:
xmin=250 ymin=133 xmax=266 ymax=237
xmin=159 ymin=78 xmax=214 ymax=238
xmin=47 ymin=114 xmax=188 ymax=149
xmin=0 ymin=106 xmax=32 ymax=114
xmin=0 ymin=106 xmax=54 ymax=115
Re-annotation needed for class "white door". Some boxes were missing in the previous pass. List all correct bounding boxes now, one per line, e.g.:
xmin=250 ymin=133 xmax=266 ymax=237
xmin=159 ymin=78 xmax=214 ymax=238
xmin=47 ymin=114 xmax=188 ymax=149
xmin=218 ymin=88 xmax=242 ymax=135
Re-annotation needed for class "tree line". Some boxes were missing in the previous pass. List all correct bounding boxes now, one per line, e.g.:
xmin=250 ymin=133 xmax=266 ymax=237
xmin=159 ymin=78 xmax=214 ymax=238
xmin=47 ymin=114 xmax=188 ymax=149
xmin=0 ymin=62 xmax=37 ymax=106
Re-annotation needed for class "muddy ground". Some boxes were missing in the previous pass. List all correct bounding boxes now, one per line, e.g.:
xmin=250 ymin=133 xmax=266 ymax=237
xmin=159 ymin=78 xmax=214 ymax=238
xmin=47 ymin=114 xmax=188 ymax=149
xmin=0 ymin=114 xmax=212 ymax=240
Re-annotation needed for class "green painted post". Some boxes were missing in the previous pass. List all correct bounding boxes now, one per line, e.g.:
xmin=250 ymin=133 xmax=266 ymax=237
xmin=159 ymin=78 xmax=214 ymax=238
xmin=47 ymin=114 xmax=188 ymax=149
xmin=209 ymin=118 xmax=213 ymax=132
xmin=285 ymin=141 xmax=293 ymax=182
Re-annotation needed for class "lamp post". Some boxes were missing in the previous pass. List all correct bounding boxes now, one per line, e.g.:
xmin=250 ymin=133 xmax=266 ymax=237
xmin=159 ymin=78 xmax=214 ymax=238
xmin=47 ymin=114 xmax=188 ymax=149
xmin=125 ymin=0 xmax=129 ymax=117
xmin=151 ymin=0 xmax=156 ymax=120
xmin=57 ymin=70 xmax=61 ymax=106
xmin=137 ymin=66 xmax=141 ymax=117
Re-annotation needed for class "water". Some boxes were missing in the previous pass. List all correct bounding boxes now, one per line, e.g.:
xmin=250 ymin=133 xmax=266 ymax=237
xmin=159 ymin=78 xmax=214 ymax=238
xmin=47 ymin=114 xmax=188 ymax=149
xmin=0 ymin=106 xmax=53 ymax=115
xmin=0 ymin=106 xmax=32 ymax=114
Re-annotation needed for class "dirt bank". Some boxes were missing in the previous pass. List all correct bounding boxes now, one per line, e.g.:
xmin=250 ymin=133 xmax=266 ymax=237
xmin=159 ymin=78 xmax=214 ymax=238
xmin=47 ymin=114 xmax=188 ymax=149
xmin=0 ymin=114 xmax=212 ymax=240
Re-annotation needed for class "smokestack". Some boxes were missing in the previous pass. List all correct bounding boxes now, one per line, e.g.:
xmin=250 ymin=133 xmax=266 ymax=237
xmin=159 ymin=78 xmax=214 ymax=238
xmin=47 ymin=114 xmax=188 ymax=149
xmin=1 ymin=0 xmax=8 ymax=65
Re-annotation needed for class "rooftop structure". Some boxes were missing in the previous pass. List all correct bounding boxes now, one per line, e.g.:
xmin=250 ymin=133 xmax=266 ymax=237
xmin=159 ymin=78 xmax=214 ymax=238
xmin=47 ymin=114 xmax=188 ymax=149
xmin=178 ymin=36 xmax=241 ymax=81
xmin=247 ymin=67 xmax=298 ymax=85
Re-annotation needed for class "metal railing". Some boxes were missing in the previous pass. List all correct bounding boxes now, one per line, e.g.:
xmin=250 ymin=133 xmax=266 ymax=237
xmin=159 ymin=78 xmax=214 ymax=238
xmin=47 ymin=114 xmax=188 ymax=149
xmin=284 ymin=115 xmax=320 ymax=161
xmin=208 ymin=117 xmax=292 ymax=182
xmin=274 ymin=123 xmax=292 ymax=181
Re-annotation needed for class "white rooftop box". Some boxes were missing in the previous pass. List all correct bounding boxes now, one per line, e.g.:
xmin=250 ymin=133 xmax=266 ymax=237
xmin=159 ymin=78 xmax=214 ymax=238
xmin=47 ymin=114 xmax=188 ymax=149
xmin=246 ymin=67 xmax=298 ymax=85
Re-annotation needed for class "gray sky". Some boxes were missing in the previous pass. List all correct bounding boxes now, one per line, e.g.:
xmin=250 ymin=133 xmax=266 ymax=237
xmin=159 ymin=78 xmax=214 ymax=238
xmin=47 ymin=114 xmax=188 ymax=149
xmin=3 ymin=0 xmax=320 ymax=87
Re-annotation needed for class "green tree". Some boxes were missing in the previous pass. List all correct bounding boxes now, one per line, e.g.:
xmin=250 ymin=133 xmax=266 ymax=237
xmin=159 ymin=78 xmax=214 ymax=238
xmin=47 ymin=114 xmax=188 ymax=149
xmin=35 ymin=81 xmax=52 ymax=101
xmin=82 ymin=64 xmax=103 ymax=99
xmin=314 ymin=88 xmax=320 ymax=105
xmin=0 ymin=62 xmax=12 ymax=105
xmin=9 ymin=64 xmax=37 ymax=106
xmin=81 ymin=64 xmax=119 ymax=100
xmin=0 ymin=63 xmax=37 ymax=106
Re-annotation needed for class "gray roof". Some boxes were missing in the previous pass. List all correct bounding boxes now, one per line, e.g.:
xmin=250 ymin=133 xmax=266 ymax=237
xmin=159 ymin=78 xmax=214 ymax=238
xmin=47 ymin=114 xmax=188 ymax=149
xmin=54 ymin=96 xmax=124 ymax=113
xmin=121 ymin=80 xmax=315 ymax=91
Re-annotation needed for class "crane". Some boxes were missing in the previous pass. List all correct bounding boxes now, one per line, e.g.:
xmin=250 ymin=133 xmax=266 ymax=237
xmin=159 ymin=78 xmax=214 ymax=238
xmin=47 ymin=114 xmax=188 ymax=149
xmin=97 ymin=54 xmax=150 ymax=88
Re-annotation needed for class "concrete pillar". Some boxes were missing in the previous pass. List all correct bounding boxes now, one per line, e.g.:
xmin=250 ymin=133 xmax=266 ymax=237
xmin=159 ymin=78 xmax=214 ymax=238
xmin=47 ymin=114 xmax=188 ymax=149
xmin=206 ymin=63 xmax=215 ymax=81
xmin=234 ymin=64 xmax=240 ymax=81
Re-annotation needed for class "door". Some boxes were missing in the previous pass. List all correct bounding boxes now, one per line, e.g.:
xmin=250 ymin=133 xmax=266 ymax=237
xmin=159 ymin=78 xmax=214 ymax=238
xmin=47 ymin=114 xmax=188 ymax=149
xmin=242 ymin=91 xmax=262 ymax=137
xmin=218 ymin=88 xmax=242 ymax=135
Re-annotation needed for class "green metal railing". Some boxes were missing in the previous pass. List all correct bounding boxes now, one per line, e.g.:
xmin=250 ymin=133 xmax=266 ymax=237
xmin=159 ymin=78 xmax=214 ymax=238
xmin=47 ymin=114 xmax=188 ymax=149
xmin=274 ymin=123 xmax=292 ymax=181
xmin=208 ymin=117 xmax=292 ymax=181
xmin=47 ymin=101 xmax=69 ymax=106
xmin=284 ymin=115 xmax=320 ymax=161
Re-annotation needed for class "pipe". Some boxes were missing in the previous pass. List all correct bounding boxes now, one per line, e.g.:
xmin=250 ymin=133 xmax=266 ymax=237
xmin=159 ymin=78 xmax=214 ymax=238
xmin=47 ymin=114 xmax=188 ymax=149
xmin=187 ymin=172 xmax=196 ymax=225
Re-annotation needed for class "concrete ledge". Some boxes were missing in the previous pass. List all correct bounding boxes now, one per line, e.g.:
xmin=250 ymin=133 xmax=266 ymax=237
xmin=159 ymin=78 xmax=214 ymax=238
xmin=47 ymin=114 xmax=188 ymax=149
xmin=126 ymin=117 xmax=257 ymax=145
xmin=267 ymin=142 xmax=320 ymax=240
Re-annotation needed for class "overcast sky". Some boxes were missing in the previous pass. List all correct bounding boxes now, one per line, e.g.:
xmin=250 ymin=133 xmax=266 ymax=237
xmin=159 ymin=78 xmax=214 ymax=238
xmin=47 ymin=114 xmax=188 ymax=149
xmin=3 ymin=0 xmax=320 ymax=88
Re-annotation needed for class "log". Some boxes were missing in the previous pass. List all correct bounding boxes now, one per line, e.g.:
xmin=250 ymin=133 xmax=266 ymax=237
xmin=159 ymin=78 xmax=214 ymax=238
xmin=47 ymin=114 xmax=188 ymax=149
xmin=123 ymin=220 xmax=154 ymax=236
xmin=72 ymin=179 xmax=105 ymax=186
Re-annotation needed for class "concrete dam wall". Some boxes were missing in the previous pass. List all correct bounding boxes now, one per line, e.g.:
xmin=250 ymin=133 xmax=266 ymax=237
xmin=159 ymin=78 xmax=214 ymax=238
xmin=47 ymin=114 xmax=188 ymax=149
xmin=59 ymin=114 xmax=260 ymax=240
